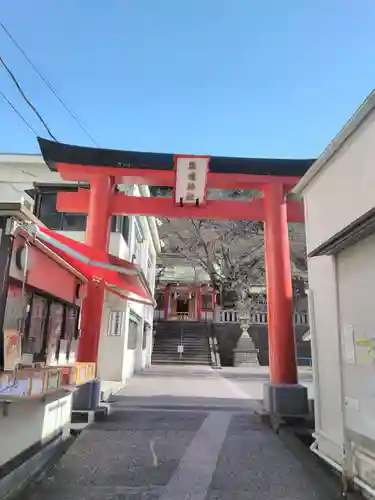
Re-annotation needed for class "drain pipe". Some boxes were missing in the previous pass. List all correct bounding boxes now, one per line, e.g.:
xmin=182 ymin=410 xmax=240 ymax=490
xmin=307 ymin=289 xmax=322 ymax=433
xmin=310 ymin=441 xmax=375 ymax=499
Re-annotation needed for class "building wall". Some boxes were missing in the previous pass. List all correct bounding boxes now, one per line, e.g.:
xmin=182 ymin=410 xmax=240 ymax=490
xmin=0 ymin=155 xmax=158 ymax=387
xmin=301 ymin=105 xmax=375 ymax=489
xmin=60 ymin=213 xmax=156 ymax=386
xmin=0 ymin=393 xmax=72 ymax=467
xmin=302 ymin=110 xmax=375 ymax=253
xmin=0 ymin=155 xmax=69 ymax=205
xmin=336 ymin=235 xmax=375 ymax=443
xmin=309 ymin=233 xmax=375 ymax=487
xmin=0 ymin=155 xmax=158 ymax=485
xmin=98 ymin=292 xmax=129 ymax=382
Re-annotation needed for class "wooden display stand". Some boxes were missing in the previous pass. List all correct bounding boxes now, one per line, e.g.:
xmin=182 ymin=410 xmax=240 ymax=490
xmin=59 ymin=365 xmax=78 ymax=387
xmin=0 ymin=366 xmax=62 ymax=400
xmin=58 ymin=362 xmax=96 ymax=388
xmin=0 ymin=362 xmax=97 ymax=401
xmin=75 ymin=362 xmax=96 ymax=385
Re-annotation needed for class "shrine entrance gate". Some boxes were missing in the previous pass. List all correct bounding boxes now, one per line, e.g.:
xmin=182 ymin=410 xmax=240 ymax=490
xmin=38 ymin=138 xmax=313 ymax=414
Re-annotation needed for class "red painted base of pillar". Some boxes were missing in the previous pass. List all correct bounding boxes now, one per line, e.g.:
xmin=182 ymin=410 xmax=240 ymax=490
xmin=78 ymin=281 xmax=105 ymax=363
xmin=264 ymin=183 xmax=298 ymax=385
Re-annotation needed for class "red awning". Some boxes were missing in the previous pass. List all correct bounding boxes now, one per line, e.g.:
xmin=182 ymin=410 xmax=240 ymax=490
xmin=30 ymin=225 xmax=154 ymax=306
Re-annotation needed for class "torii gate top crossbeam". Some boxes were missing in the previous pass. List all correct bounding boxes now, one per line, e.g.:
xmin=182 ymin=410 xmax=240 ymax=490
xmin=38 ymin=138 xmax=314 ymax=190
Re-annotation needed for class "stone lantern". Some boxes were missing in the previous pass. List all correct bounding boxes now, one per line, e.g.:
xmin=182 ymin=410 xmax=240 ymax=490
xmin=233 ymin=300 xmax=259 ymax=367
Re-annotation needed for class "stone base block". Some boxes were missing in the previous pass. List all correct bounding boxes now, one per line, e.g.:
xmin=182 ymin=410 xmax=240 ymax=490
xmin=263 ymin=383 xmax=308 ymax=416
xmin=234 ymin=333 xmax=259 ymax=366
xmin=234 ymin=349 xmax=259 ymax=366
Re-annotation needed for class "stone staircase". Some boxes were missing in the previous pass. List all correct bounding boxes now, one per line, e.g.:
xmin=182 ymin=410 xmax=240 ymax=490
xmin=152 ymin=321 xmax=211 ymax=365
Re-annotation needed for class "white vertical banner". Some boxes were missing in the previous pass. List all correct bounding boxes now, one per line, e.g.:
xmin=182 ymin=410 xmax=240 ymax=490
xmin=174 ymin=156 xmax=210 ymax=206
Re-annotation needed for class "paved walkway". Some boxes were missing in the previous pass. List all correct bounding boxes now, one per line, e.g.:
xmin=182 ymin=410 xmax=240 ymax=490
xmin=20 ymin=365 xmax=345 ymax=500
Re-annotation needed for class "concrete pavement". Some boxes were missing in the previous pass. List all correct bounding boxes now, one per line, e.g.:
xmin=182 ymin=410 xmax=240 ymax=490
xmin=19 ymin=365 xmax=347 ymax=500
xmin=115 ymin=364 xmax=313 ymax=406
xmin=219 ymin=365 xmax=314 ymax=400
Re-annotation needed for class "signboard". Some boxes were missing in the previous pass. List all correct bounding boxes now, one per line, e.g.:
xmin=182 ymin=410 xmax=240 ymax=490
xmin=174 ymin=156 xmax=210 ymax=206
xmin=46 ymin=303 xmax=64 ymax=365
xmin=344 ymin=325 xmax=356 ymax=364
xmin=4 ymin=329 xmax=22 ymax=371
xmin=3 ymin=284 xmax=24 ymax=370
xmin=177 ymin=344 xmax=184 ymax=354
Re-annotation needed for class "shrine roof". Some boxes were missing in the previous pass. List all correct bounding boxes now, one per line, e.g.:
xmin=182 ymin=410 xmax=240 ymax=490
xmin=38 ymin=138 xmax=314 ymax=177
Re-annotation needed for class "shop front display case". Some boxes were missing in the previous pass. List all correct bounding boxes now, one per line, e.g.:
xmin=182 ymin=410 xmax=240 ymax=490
xmin=0 ymin=366 xmax=63 ymax=400
xmin=58 ymin=362 xmax=96 ymax=388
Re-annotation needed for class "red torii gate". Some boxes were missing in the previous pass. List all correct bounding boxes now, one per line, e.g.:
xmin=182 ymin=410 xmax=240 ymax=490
xmin=38 ymin=138 xmax=312 ymax=396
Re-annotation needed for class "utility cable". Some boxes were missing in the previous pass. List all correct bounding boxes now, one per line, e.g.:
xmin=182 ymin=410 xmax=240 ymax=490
xmin=0 ymin=89 xmax=39 ymax=136
xmin=0 ymin=54 xmax=57 ymax=140
xmin=0 ymin=21 xmax=99 ymax=147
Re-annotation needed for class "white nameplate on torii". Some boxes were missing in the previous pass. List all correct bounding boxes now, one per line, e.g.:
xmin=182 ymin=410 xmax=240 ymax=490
xmin=174 ymin=155 xmax=210 ymax=206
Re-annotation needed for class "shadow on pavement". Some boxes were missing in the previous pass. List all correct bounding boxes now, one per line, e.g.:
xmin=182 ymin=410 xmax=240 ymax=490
xmin=110 ymin=394 xmax=262 ymax=411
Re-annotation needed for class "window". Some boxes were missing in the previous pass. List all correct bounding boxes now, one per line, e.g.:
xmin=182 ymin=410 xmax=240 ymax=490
xmin=36 ymin=191 xmax=87 ymax=231
xmin=121 ymin=216 xmax=130 ymax=242
xmin=61 ymin=213 xmax=87 ymax=231
xmin=38 ymin=193 xmax=65 ymax=229
xmin=107 ymin=311 xmax=125 ymax=336
xmin=35 ymin=189 xmax=119 ymax=232
xmin=134 ymin=224 xmax=144 ymax=265
xmin=134 ymin=217 xmax=145 ymax=242
xmin=202 ymin=294 xmax=213 ymax=310
xmin=147 ymin=257 xmax=154 ymax=284
xmin=142 ymin=322 xmax=150 ymax=350
xmin=111 ymin=216 xmax=118 ymax=232
xmin=127 ymin=311 xmax=141 ymax=349
xmin=127 ymin=319 xmax=138 ymax=349
xmin=111 ymin=215 xmax=130 ymax=242
xmin=135 ymin=246 xmax=142 ymax=267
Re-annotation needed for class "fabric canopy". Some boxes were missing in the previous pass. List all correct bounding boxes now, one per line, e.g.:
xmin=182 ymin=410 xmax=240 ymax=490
xmin=32 ymin=225 xmax=154 ymax=306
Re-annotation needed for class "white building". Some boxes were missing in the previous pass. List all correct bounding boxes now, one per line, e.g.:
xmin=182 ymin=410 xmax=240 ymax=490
xmin=0 ymin=153 xmax=160 ymax=394
xmin=294 ymin=90 xmax=375 ymax=497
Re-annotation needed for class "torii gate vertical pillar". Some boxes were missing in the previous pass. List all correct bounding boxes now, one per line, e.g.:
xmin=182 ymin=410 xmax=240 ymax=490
xmin=262 ymin=182 xmax=308 ymax=415
xmin=78 ymin=175 xmax=114 ymax=363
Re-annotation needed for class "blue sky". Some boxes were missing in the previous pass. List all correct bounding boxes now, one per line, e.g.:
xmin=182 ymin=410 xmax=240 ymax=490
xmin=1 ymin=1 xmax=374 ymax=158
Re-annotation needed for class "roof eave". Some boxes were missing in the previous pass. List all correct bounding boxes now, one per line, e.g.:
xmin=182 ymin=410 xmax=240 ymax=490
xmin=293 ymin=89 xmax=375 ymax=195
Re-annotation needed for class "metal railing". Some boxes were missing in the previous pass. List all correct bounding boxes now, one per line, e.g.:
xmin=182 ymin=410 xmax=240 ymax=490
xmin=153 ymin=308 xmax=309 ymax=326
xmin=200 ymin=310 xmax=214 ymax=322
xmin=153 ymin=311 xmax=192 ymax=321
xmin=215 ymin=309 xmax=309 ymax=326
xmin=297 ymin=356 xmax=312 ymax=366
xmin=153 ymin=310 xmax=214 ymax=322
